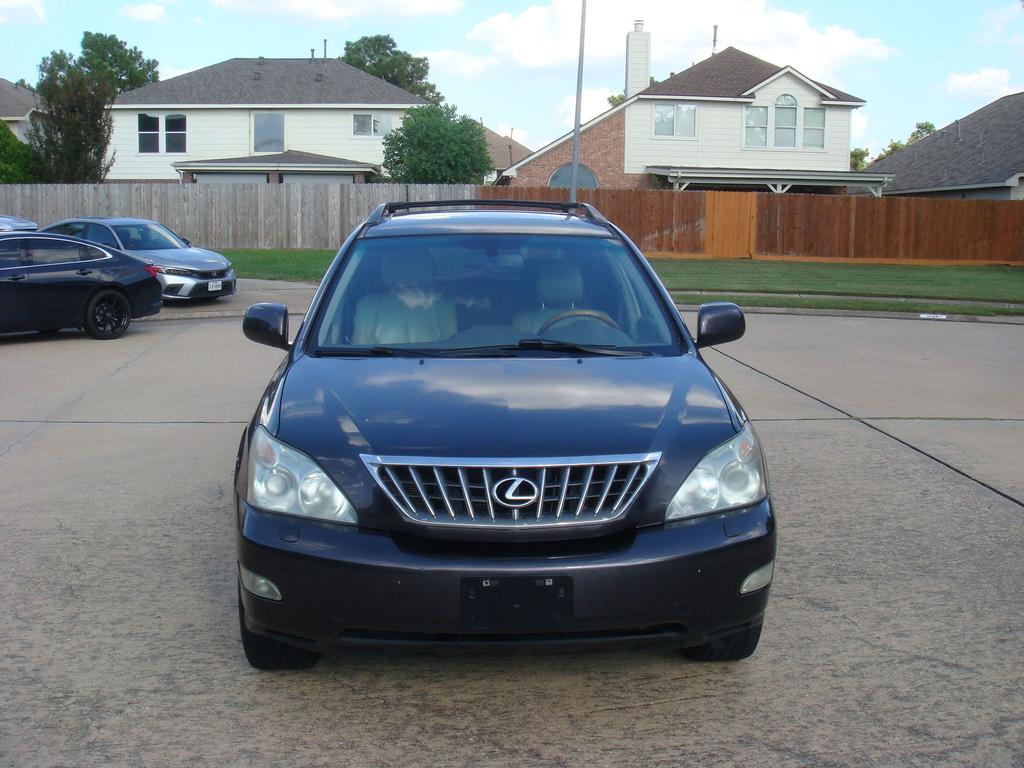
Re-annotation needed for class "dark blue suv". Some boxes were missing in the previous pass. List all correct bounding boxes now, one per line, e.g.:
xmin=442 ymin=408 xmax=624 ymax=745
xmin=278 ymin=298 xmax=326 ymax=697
xmin=235 ymin=200 xmax=776 ymax=669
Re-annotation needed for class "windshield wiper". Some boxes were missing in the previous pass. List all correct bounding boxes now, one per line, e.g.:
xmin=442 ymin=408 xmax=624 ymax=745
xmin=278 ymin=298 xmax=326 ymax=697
xmin=433 ymin=339 xmax=651 ymax=358
xmin=310 ymin=346 xmax=442 ymax=358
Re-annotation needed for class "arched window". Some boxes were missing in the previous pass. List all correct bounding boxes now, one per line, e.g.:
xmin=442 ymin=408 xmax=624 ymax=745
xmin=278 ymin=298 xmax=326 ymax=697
xmin=548 ymin=163 xmax=598 ymax=189
xmin=774 ymin=94 xmax=797 ymax=147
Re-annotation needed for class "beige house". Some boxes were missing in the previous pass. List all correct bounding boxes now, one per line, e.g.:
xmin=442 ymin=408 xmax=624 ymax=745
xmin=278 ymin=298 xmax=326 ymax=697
xmin=108 ymin=57 xmax=426 ymax=183
xmin=502 ymin=22 xmax=890 ymax=195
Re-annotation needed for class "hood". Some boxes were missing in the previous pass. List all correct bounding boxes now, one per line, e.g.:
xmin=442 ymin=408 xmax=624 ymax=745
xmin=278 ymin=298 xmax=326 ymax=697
xmin=0 ymin=215 xmax=38 ymax=231
xmin=127 ymin=246 xmax=230 ymax=270
xmin=275 ymin=354 xmax=736 ymax=461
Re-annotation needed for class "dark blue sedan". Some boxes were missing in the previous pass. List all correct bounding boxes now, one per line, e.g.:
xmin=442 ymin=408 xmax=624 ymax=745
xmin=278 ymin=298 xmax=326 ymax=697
xmin=0 ymin=232 xmax=162 ymax=339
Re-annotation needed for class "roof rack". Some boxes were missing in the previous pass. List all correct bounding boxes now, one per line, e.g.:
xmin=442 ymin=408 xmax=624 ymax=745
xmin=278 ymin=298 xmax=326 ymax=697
xmin=364 ymin=199 xmax=610 ymax=228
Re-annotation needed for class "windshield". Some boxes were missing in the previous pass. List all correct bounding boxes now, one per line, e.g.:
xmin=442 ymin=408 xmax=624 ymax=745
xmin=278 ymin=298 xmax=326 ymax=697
xmin=311 ymin=233 xmax=681 ymax=356
xmin=112 ymin=223 xmax=186 ymax=251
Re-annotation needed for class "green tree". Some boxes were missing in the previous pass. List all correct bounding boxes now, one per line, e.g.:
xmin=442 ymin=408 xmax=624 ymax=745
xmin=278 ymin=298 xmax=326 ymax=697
xmin=382 ymin=104 xmax=491 ymax=183
xmin=0 ymin=123 xmax=38 ymax=183
xmin=908 ymin=121 xmax=936 ymax=143
xmin=27 ymin=50 xmax=116 ymax=182
xmin=873 ymin=121 xmax=937 ymax=163
xmin=849 ymin=147 xmax=870 ymax=171
xmin=80 ymin=31 xmax=159 ymax=94
xmin=607 ymin=92 xmax=626 ymax=108
xmin=13 ymin=78 xmax=34 ymax=91
xmin=342 ymin=34 xmax=442 ymax=104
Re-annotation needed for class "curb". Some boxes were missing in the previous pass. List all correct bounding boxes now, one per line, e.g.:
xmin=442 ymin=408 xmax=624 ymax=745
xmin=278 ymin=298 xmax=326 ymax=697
xmin=675 ymin=303 xmax=1024 ymax=326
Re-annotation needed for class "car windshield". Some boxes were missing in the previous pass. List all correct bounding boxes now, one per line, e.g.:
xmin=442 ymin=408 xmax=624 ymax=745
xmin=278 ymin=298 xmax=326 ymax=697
xmin=311 ymin=233 xmax=681 ymax=356
xmin=112 ymin=223 xmax=185 ymax=251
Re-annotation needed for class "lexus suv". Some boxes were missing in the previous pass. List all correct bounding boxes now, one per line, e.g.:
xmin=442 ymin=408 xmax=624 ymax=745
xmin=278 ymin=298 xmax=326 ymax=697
xmin=235 ymin=200 xmax=776 ymax=669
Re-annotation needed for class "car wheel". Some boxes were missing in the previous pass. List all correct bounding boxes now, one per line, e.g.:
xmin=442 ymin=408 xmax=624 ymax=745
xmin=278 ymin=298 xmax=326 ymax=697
xmin=681 ymin=623 xmax=762 ymax=662
xmin=84 ymin=289 xmax=131 ymax=340
xmin=238 ymin=588 xmax=321 ymax=670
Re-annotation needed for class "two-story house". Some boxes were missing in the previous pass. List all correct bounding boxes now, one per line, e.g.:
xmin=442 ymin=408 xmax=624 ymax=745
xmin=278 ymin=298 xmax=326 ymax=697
xmin=501 ymin=22 xmax=890 ymax=195
xmin=108 ymin=56 xmax=427 ymax=183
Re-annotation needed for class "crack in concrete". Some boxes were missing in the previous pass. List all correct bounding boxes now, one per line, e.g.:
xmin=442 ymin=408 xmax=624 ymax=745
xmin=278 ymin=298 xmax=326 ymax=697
xmin=714 ymin=349 xmax=1024 ymax=510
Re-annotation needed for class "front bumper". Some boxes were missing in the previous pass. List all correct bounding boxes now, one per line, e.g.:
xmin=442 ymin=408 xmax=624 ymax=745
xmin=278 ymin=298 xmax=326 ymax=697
xmin=237 ymin=498 xmax=776 ymax=652
xmin=158 ymin=268 xmax=236 ymax=300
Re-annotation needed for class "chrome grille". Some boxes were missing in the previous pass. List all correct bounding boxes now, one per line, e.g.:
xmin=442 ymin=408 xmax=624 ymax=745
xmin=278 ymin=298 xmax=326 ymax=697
xmin=361 ymin=453 xmax=661 ymax=528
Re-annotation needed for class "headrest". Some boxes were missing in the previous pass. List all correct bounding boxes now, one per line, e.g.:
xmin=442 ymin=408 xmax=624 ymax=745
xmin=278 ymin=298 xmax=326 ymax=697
xmin=381 ymin=251 xmax=434 ymax=288
xmin=536 ymin=262 xmax=583 ymax=306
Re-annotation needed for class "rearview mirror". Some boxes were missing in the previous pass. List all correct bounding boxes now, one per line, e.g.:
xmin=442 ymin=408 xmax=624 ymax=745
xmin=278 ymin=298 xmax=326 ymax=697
xmin=243 ymin=303 xmax=290 ymax=350
xmin=696 ymin=302 xmax=745 ymax=348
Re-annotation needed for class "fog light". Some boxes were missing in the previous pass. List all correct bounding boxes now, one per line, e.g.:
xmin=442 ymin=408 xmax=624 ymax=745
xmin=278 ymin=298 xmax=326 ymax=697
xmin=740 ymin=561 xmax=774 ymax=594
xmin=239 ymin=562 xmax=282 ymax=601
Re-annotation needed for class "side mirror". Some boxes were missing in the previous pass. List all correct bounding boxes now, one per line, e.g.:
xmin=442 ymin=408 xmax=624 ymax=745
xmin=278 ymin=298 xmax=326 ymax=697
xmin=243 ymin=303 xmax=290 ymax=350
xmin=696 ymin=302 xmax=745 ymax=348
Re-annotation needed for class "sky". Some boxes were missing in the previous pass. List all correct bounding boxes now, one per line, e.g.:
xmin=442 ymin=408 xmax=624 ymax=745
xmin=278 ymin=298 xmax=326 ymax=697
xmin=1 ymin=0 xmax=1022 ymax=157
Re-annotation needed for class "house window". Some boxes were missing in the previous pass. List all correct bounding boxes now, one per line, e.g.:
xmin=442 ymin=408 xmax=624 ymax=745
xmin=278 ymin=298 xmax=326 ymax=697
xmin=653 ymin=103 xmax=696 ymax=137
xmin=803 ymin=108 xmax=825 ymax=149
xmin=744 ymin=106 xmax=768 ymax=147
xmin=774 ymin=94 xmax=797 ymax=148
xmin=353 ymin=113 xmax=392 ymax=137
xmin=548 ymin=163 xmax=598 ymax=189
xmin=138 ymin=114 xmax=159 ymax=153
xmin=165 ymin=114 xmax=187 ymax=153
xmin=253 ymin=112 xmax=284 ymax=153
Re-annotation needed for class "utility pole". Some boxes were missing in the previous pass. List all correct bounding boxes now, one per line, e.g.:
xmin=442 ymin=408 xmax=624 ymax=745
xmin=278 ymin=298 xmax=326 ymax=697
xmin=568 ymin=0 xmax=587 ymax=203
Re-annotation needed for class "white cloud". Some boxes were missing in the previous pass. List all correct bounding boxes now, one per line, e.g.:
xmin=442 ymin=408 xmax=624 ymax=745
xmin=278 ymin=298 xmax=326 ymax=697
xmin=851 ymin=110 xmax=868 ymax=142
xmin=468 ymin=0 xmax=894 ymax=85
xmin=946 ymin=68 xmax=1020 ymax=100
xmin=973 ymin=4 xmax=1024 ymax=48
xmin=210 ymin=0 xmax=461 ymax=20
xmin=494 ymin=124 xmax=530 ymax=148
xmin=418 ymin=49 xmax=498 ymax=78
xmin=119 ymin=3 xmax=169 ymax=22
xmin=556 ymin=86 xmax=615 ymax=129
xmin=193 ymin=15 xmax=205 ymax=25
xmin=0 ymin=0 xmax=44 ymax=22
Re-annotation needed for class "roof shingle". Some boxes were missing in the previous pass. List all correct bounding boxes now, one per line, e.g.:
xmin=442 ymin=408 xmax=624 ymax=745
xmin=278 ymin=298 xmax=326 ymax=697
xmin=867 ymin=92 xmax=1024 ymax=192
xmin=0 ymin=77 xmax=37 ymax=118
xmin=482 ymin=126 xmax=532 ymax=172
xmin=640 ymin=47 xmax=863 ymax=103
xmin=114 ymin=58 xmax=427 ymax=106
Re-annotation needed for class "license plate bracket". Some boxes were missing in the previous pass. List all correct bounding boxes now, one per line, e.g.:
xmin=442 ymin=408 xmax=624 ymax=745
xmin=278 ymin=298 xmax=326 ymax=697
xmin=461 ymin=575 xmax=572 ymax=631
xmin=207 ymin=280 xmax=222 ymax=292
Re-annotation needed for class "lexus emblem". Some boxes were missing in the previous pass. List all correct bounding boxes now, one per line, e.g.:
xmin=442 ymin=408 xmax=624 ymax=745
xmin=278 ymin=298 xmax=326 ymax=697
xmin=492 ymin=477 xmax=539 ymax=508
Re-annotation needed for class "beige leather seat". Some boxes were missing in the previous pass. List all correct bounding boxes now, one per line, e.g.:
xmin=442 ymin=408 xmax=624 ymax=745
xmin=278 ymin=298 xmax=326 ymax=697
xmin=513 ymin=262 xmax=584 ymax=335
xmin=351 ymin=251 xmax=457 ymax=345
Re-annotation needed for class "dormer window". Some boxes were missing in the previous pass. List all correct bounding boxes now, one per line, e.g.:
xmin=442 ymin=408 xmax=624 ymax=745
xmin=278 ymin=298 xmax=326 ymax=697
xmin=773 ymin=94 xmax=797 ymax=148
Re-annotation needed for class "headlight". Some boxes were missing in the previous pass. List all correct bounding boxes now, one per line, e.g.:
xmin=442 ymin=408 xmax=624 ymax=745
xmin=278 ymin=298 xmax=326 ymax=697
xmin=247 ymin=426 xmax=357 ymax=524
xmin=155 ymin=265 xmax=192 ymax=276
xmin=666 ymin=423 xmax=767 ymax=520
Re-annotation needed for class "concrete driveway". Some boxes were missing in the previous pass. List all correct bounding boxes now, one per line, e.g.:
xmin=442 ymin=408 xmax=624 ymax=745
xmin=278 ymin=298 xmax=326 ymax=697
xmin=0 ymin=312 xmax=1021 ymax=767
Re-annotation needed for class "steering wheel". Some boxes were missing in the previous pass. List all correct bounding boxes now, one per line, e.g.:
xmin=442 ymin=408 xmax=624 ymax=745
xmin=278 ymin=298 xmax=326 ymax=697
xmin=537 ymin=309 xmax=620 ymax=335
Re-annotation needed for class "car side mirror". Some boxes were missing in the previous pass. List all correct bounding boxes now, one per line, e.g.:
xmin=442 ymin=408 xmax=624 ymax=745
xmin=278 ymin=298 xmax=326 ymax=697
xmin=696 ymin=302 xmax=745 ymax=348
xmin=243 ymin=303 xmax=290 ymax=350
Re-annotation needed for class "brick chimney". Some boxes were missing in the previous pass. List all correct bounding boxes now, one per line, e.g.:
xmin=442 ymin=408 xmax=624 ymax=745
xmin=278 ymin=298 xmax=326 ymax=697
xmin=624 ymin=20 xmax=650 ymax=98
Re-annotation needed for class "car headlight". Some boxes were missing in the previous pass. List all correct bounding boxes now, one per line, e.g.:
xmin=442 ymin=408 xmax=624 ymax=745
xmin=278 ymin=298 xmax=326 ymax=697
xmin=666 ymin=423 xmax=767 ymax=520
xmin=247 ymin=426 xmax=357 ymax=524
xmin=155 ymin=265 xmax=192 ymax=276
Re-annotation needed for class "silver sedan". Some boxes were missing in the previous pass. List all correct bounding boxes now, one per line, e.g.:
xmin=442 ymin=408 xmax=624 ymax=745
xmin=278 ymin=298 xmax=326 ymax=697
xmin=42 ymin=217 xmax=236 ymax=301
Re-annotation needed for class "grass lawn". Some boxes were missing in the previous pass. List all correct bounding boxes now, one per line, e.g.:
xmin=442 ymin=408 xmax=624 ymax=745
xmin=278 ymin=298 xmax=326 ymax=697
xmin=224 ymin=249 xmax=1024 ymax=316
xmin=651 ymin=259 xmax=1024 ymax=303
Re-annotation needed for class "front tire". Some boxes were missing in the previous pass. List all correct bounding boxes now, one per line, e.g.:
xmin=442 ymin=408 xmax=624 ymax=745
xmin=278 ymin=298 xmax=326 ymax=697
xmin=238 ymin=589 xmax=321 ymax=670
xmin=682 ymin=623 xmax=762 ymax=661
xmin=84 ymin=289 xmax=131 ymax=340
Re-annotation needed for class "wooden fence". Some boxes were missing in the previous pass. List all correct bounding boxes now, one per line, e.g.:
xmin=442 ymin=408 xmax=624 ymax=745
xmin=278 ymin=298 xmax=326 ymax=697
xmin=0 ymin=183 xmax=476 ymax=250
xmin=1 ymin=183 xmax=1022 ymax=262
xmin=482 ymin=187 xmax=1024 ymax=264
